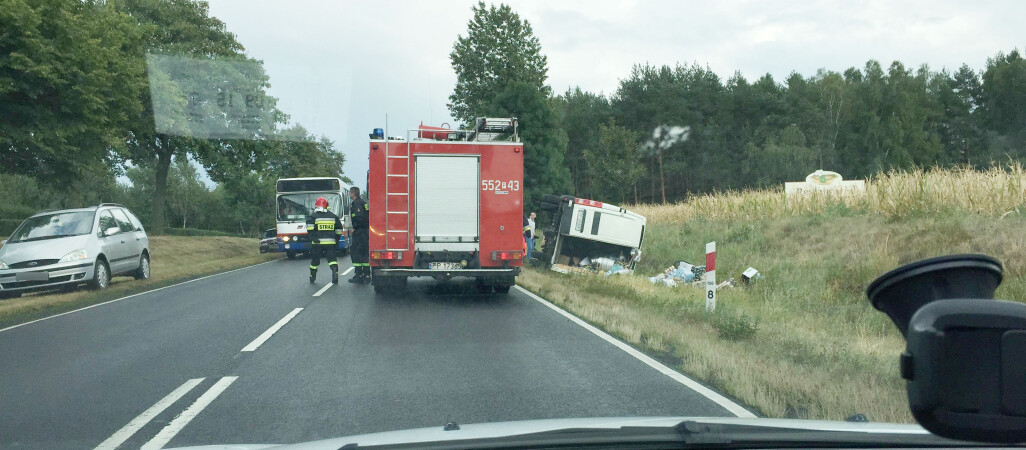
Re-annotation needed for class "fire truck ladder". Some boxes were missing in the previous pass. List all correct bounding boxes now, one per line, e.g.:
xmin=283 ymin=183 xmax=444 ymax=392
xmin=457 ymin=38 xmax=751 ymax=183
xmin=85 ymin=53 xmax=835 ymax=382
xmin=384 ymin=139 xmax=410 ymax=252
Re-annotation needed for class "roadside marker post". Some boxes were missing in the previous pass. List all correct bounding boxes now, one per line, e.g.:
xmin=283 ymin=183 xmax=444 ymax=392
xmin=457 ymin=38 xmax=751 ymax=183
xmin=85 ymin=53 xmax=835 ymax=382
xmin=705 ymin=242 xmax=716 ymax=312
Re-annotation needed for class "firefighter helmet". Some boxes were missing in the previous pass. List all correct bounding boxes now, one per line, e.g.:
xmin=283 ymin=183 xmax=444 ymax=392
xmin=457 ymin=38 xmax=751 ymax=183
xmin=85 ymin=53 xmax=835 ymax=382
xmin=314 ymin=197 xmax=328 ymax=209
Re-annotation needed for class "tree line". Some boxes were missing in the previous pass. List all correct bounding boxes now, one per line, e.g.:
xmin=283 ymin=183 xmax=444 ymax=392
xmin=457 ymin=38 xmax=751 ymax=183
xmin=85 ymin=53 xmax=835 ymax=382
xmin=449 ymin=2 xmax=1026 ymax=207
xmin=1 ymin=0 xmax=347 ymax=236
xmin=4 ymin=1 xmax=1025 ymax=237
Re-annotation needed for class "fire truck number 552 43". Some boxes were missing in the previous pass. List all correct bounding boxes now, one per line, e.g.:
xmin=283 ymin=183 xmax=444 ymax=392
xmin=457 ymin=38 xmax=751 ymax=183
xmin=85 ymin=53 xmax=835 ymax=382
xmin=481 ymin=180 xmax=519 ymax=191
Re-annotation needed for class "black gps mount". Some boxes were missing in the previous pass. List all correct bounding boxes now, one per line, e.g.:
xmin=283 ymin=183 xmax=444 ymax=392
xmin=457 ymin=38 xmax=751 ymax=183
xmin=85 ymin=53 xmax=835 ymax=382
xmin=868 ymin=254 xmax=1026 ymax=443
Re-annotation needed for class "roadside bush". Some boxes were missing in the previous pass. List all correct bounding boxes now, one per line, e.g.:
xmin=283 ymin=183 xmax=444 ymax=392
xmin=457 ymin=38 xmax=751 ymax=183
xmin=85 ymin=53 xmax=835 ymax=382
xmin=712 ymin=311 xmax=759 ymax=340
xmin=162 ymin=228 xmax=246 ymax=238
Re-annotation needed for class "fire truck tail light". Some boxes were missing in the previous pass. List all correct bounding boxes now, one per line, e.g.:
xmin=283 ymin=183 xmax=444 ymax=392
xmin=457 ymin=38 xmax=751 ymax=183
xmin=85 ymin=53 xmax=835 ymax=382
xmin=371 ymin=250 xmax=403 ymax=260
xmin=492 ymin=251 xmax=523 ymax=261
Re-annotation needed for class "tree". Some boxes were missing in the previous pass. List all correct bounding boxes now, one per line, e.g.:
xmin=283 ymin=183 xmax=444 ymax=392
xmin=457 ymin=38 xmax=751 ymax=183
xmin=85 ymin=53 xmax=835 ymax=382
xmin=449 ymin=2 xmax=569 ymax=208
xmin=112 ymin=0 xmax=284 ymax=233
xmin=642 ymin=125 xmax=689 ymax=203
xmin=980 ymin=49 xmax=1026 ymax=155
xmin=556 ymin=88 xmax=611 ymax=196
xmin=448 ymin=2 xmax=548 ymax=124
xmin=260 ymin=127 xmax=349 ymax=182
xmin=586 ymin=121 xmax=644 ymax=204
xmin=1 ymin=0 xmax=144 ymax=180
xmin=486 ymin=81 xmax=571 ymax=207
xmin=166 ymin=157 xmax=207 ymax=229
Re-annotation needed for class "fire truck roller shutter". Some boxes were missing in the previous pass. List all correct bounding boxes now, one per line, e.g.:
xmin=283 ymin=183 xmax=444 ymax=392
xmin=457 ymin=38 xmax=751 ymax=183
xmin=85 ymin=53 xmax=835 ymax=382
xmin=415 ymin=155 xmax=480 ymax=252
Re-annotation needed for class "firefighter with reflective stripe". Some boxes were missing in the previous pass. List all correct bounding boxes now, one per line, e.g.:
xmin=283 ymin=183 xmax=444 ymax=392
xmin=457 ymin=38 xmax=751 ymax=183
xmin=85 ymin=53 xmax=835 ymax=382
xmin=348 ymin=186 xmax=370 ymax=283
xmin=306 ymin=196 xmax=344 ymax=284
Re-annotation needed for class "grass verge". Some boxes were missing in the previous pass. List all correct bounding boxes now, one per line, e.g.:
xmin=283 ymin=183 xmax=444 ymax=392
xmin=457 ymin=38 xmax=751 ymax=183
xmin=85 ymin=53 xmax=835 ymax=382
xmin=518 ymin=166 xmax=1026 ymax=424
xmin=0 ymin=236 xmax=276 ymax=330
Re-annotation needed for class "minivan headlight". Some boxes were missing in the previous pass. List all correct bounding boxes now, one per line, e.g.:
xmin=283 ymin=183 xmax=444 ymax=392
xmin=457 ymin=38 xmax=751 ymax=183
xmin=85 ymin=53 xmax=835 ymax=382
xmin=59 ymin=249 xmax=89 ymax=263
xmin=0 ymin=260 xmax=7 ymax=270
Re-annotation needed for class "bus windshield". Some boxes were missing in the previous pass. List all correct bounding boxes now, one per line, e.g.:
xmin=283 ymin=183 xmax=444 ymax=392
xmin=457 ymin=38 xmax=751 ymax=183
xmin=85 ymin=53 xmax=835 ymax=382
xmin=276 ymin=193 xmax=343 ymax=222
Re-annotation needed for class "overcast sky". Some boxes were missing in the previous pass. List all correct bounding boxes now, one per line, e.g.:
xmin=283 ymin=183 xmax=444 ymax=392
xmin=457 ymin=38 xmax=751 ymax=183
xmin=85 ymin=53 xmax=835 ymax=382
xmin=202 ymin=0 xmax=1024 ymax=190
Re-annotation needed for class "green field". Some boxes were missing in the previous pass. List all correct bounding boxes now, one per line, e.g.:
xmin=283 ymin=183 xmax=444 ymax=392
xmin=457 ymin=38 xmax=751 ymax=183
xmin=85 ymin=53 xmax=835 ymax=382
xmin=518 ymin=166 xmax=1026 ymax=423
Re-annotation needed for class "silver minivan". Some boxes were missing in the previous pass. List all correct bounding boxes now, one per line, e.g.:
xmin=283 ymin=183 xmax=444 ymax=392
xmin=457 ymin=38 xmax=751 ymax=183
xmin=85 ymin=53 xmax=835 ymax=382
xmin=0 ymin=204 xmax=150 ymax=298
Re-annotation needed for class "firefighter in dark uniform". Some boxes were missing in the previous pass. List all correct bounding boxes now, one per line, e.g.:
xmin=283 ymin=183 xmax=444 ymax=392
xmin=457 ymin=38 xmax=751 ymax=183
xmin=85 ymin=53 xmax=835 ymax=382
xmin=348 ymin=186 xmax=370 ymax=283
xmin=306 ymin=196 xmax=344 ymax=284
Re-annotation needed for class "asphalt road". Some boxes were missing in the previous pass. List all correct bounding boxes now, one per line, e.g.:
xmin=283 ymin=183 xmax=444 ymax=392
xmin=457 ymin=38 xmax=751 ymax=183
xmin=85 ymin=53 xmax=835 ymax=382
xmin=0 ymin=256 xmax=747 ymax=449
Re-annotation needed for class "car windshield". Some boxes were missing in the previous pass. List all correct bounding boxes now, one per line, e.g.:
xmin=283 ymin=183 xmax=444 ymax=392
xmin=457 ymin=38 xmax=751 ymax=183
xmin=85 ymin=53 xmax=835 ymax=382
xmin=8 ymin=212 xmax=95 ymax=243
xmin=277 ymin=193 xmax=342 ymax=222
xmin=5 ymin=0 xmax=1026 ymax=448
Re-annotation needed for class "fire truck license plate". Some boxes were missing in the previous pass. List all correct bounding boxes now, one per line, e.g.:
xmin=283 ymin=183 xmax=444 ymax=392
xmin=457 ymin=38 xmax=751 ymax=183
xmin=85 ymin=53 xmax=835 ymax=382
xmin=429 ymin=262 xmax=462 ymax=270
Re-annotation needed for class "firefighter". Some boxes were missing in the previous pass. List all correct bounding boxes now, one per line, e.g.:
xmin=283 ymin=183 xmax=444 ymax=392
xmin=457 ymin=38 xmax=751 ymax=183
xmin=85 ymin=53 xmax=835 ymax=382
xmin=348 ymin=186 xmax=371 ymax=283
xmin=306 ymin=196 xmax=344 ymax=284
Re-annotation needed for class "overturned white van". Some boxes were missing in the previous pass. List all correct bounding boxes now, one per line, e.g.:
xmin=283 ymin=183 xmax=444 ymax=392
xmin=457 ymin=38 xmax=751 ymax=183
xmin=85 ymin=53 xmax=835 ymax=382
xmin=537 ymin=195 xmax=646 ymax=273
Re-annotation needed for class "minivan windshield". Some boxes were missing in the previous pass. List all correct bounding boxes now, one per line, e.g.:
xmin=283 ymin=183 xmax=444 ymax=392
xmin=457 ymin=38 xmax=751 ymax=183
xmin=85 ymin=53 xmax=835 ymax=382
xmin=8 ymin=211 xmax=95 ymax=243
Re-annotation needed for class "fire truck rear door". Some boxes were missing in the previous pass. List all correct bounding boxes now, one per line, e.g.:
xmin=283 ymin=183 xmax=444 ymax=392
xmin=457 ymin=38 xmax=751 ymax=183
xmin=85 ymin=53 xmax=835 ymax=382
xmin=415 ymin=155 xmax=480 ymax=251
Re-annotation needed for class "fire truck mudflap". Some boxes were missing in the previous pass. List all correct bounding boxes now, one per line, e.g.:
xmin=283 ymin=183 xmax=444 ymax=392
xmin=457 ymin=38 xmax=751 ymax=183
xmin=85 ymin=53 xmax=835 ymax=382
xmin=367 ymin=118 xmax=525 ymax=294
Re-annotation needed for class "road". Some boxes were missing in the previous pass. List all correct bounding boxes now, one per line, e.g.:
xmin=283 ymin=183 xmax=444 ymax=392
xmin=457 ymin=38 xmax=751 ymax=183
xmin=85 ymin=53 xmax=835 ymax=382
xmin=0 ymin=257 xmax=749 ymax=449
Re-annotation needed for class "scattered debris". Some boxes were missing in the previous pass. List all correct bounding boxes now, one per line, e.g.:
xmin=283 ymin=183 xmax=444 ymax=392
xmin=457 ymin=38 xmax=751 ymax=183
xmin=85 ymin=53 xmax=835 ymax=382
xmin=742 ymin=267 xmax=763 ymax=284
xmin=605 ymin=263 xmax=631 ymax=276
xmin=648 ymin=261 xmax=702 ymax=286
xmin=551 ymin=264 xmax=593 ymax=275
xmin=555 ymin=254 xmax=636 ymax=276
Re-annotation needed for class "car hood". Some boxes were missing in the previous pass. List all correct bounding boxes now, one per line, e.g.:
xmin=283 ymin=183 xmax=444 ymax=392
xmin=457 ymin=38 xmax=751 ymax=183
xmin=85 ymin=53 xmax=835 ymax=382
xmin=167 ymin=416 xmax=931 ymax=449
xmin=0 ymin=235 xmax=91 ymax=263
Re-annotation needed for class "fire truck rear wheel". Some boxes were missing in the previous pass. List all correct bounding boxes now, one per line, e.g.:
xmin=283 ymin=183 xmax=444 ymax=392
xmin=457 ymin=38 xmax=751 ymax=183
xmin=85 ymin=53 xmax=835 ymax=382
xmin=373 ymin=275 xmax=406 ymax=296
xmin=493 ymin=285 xmax=511 ymax=294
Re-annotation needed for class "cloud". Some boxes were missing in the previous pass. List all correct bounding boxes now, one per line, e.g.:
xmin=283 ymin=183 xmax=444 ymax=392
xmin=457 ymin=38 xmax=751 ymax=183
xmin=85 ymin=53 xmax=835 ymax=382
xmin=203 ymin=0 xmax=1024 ymax=188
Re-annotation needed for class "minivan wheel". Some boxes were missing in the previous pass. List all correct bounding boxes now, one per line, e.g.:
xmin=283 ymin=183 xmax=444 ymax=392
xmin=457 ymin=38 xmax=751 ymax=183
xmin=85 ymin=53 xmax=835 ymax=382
xmin=134 ymin=253 xmax=151 ymax=280
xmin=90 ymin=260 xmax=110 ymax=290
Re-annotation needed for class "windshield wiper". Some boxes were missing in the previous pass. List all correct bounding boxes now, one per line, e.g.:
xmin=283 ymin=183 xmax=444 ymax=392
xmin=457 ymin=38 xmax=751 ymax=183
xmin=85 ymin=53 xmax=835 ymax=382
xmin=335 ymin=420 xmax=1002 ymax=450
xmin=667 ymin=421 xmax=991 ymax=448
xmin=15 ymin=234 xmax=77 ymax=243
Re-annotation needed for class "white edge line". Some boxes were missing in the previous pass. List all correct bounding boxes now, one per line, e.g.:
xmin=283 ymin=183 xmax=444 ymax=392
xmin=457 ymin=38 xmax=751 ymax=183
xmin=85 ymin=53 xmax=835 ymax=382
xmin=94 ymin=378 xmax=205 ymax=450
xmin=340 ymin=267 xmax=354 ymax=277
xmin=514 ymin=285 xmax=757 ymax=418
xmin=0 ymin=260 xmax=278 ymax=334
xmin=312 ymin=282 xmax=334 ymax=297
xmin=141 ymin=376 xmax=238 ymax=450
xmin=240 ymin=308 xmax=303 ymax=352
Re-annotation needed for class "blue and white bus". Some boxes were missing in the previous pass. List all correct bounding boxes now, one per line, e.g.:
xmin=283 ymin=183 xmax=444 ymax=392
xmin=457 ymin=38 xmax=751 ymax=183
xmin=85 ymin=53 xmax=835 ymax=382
xmin=275 ymin=177 xmax=351 ymax=259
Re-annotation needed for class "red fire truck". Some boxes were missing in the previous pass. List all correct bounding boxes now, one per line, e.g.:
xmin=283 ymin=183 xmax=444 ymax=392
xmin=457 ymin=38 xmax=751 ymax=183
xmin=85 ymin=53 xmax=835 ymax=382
xmin=366 ymin=118 xmax=525 ymax=294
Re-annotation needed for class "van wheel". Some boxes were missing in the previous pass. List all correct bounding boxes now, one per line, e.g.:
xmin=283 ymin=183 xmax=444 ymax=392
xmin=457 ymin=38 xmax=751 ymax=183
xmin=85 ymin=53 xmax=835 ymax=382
xmin=286 ymin=251 xmax=297 ymax=260
xmin=134 ymin=253 xmax=151 ymax=280
xmin=90 ymin=260 xmax=110 ymax=290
